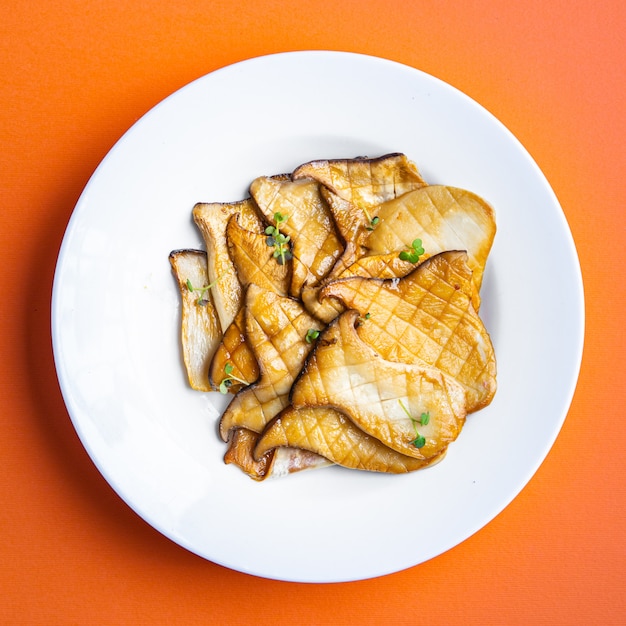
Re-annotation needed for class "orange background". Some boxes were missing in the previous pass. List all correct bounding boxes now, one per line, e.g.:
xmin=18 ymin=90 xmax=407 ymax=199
xmin=2 ymin=1 xmax=624 ymax=624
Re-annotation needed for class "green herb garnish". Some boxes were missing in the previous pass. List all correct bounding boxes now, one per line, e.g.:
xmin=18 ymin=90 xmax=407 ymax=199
xmin=265 ymin=212 xmax=293 ymax=265
xmin=305 ymin=328 xmax=320 ymax=343
xmin=363 ymin=207 xmax=380 ymax=230
xmin=186 ymin=272 xmax=227 ymax=306
xmin=399 ymin=238 xmax=425 ymax=264
xmin=399 ymin=399 xmax=429 ymax=448
xmin=218 ymin=362 xmax=249 ymax=394
xmin=356 ymin=311 xmax=371 ymax=326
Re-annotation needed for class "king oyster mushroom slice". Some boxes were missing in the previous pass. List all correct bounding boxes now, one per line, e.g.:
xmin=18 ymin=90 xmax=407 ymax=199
xmin=290 ymin=310 xmax=467 ymax=461
xmin=192 ymin=198 xmax=264 ymax=332
xmin=249 ymin=176 xmax=344 ymax=299
xmin=255 ymin=405 xmax=446 ymax=473
xmin=169 ymin=249 xmax=221 ymax=392
xmin=209 ymin=307 xmax=258 ymax=394
xmin=224 ymin=426 xmax=330 ymax=481
xmin=321 ymin=250 xmax=497 ymax=413
xmin=209 ymin=214 xmax=291 ymax=392
xmin=218 ymin=284 xmax=324 ymax=440
xmin=225 ymin=213 xmax=290 ymax=296
xmin=363 ymin=185 xmax=496 ymax=296
xmin=292 ymin=152 xmax=427 ymax=208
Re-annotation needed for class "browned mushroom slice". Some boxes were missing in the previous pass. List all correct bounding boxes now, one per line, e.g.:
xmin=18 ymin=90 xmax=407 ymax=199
xmin=169 ymin=249 xmax=221 ymax=392
xmin=317 ymin=188 xmax=370 ymax=275
xmin=364 ymin=185 xmax=496 ymax=295
xmin=209 ymin=307 xmax=258 ymax=393
xmin=321 ymin=251 xmax=497 ymax=412
xmin=291 ymin=310 xmax=467 ymax=460
xmin=299 ymin=251 xmax=422 ymax=325
xmin=218 ymin=285 xmax=324 ymax=440
xmin=255 ymin=405 xmax=446 ymax=473
xmin=299 ymin=284 xmax=345 ymax=325
xmin=292 ymin=153 xmax=427 ymax=208
xmin=226 ymin=213 xmax=290 ymax=296
xmin=208 ymin=214 xmax=292 ymax=393
xmin=338 ymin=250 xmax=425 ymax=280
xmin=224 ymin=427 xmax=273 ymax=481
xmin=249 ymin=176 xmax=343 ymax=298
xmin=224 ymin=427 xmax=330 ymax=481
xmin=192 ymin=198 xmax=264 ymax=332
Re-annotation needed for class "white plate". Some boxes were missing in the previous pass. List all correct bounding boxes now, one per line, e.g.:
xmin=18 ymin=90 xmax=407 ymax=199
xmin=52 ymin=51 xmax=584 ymax=583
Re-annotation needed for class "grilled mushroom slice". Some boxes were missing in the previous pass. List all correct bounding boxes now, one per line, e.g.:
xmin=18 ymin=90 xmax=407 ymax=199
xmin=249 ymin=177 xmax=343 ymax=299
xmin=169 ymin=249 xmax=221 ymax=392
xmin=291 ymin=310 xmax=467 ymax=460
xmin=226 ymin=213 xmax=290 ymax=295
xmin=292 ymin=153 xmax=427 ymax=208
xmin=209 ymin=307 xmax=258 ymax=394
xmin=218 ymin=285 xmax=324 ymax=440
xmin=363 ymin=185 xmax=496 ymax=296
xmin=321 ymin=251 xmax=497 ymax=412
xmin=192 ymin=198 xmax=264 ymax=332
xmin=224 ymin=427 xmax=330 ymax=481
xmin=209 ymin=214 xmax=291 ymax=392
xmin=255 ymin=405 xmax=446 ymax=473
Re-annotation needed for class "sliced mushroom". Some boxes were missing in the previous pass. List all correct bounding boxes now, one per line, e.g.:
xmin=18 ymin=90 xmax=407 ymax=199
xmin=209 ymin=307 xmax=258 ymax=394
xmin=291 ymin=310 xmax=467 ymax=460
xmin=249 ymin=177 xmax=343 ymax=299
xmin=292 ymin=153 xmax=427 ymax=208
xmin=363 ymin=185 xmax=496 ymax=295
xmin=192 ymin=198 xmax=264 ymax=331
xmin=218 ymin=285 xmax=324 ymax=439
xmin=225 ymin=213 xmax=290 ymax=296
xmin=321 ymin=251 xmax=497 ymax=412
xmin=255 ymin=405 xmax=446 ymax=473
xmin=224 ymin=426 xmax=330 ymax=481
xmin=169 ymin=249 xmax=221 ymax=392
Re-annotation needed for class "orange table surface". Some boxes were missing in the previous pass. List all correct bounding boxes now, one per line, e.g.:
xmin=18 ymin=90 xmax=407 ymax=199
xmin=2 ymin=1 xmax=624 ymax=624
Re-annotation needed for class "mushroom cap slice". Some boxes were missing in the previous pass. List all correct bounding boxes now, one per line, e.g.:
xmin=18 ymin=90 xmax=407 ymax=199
xmin=249 ymin=176 xmax=343 ymax=298
xmin=291 ymin=310 xmax=467 ymax=460
xmin=192 ymin=198 xmax=264 ymax=331
xmin=255 ymin=405 xmax=446 ymax=473
xmin=224 ymin=427 xmax=330 ymax=481
xmin=169 ymin=249 xmax=221 ymax=392
xmin=292 ymin=153 xmax=427 ymax=208
xmin=209 ymin=214 xmax=292 ymax=393
xmin=321 ymin=251 xmax=497 ymax=412
xmin=364 ymin=185 xmax=496 ymax=294
xmin=218 ymin=285 xmax=324 ymax=440
xmin=226 ymin=213 xmax=290 ymax=296
xmin=209 ymin=307 xmax=258 ymax=393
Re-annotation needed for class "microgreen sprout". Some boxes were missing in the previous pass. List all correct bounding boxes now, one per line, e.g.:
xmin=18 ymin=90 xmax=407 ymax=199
xmin=186 ymin=274 xmax=225 ymax=306
xmin=399 ymin=399 xmax=429 ymax=449
xmin=363 ymin=207 xmax=380 ymax=231
xmin=356 ymin=311 xmax=371 ymax=326
xmin=265 ymin=212 xmax=293 ymax=265
xmin=399 ymin=238 xmax=425 ymax=264
xmin=305 ymin=328 xmax=320 ymax=344
xmin=218 ymin=362 xmax=249 ymax=394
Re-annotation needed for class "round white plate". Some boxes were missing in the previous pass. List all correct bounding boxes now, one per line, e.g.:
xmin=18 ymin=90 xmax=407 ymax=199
xmin=52 ymin=51 xmax=584 ymax=583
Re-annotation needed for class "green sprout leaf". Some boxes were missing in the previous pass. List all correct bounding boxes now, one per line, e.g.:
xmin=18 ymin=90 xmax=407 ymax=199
xmin=410 ymin=434 xmax=426 ymax=448
xmin=305 ymin=328 xmax=320 ymax=344
xmin=218 ymin=362 xmax=249 ymax=394
xmin=399 ymin=238 xmax=425 ymax=264
xmin=399 ymin=400 xmax=429 ymax=448
xmin=356 ymin=311 xmax=371 ymax=326
xmin=264 ymin=213 xmax=292 ymax=265
xmin=363 ymin=207 xmax=380 ymax=230
xmin=186 ymin=272 xmax=228 ymax=305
